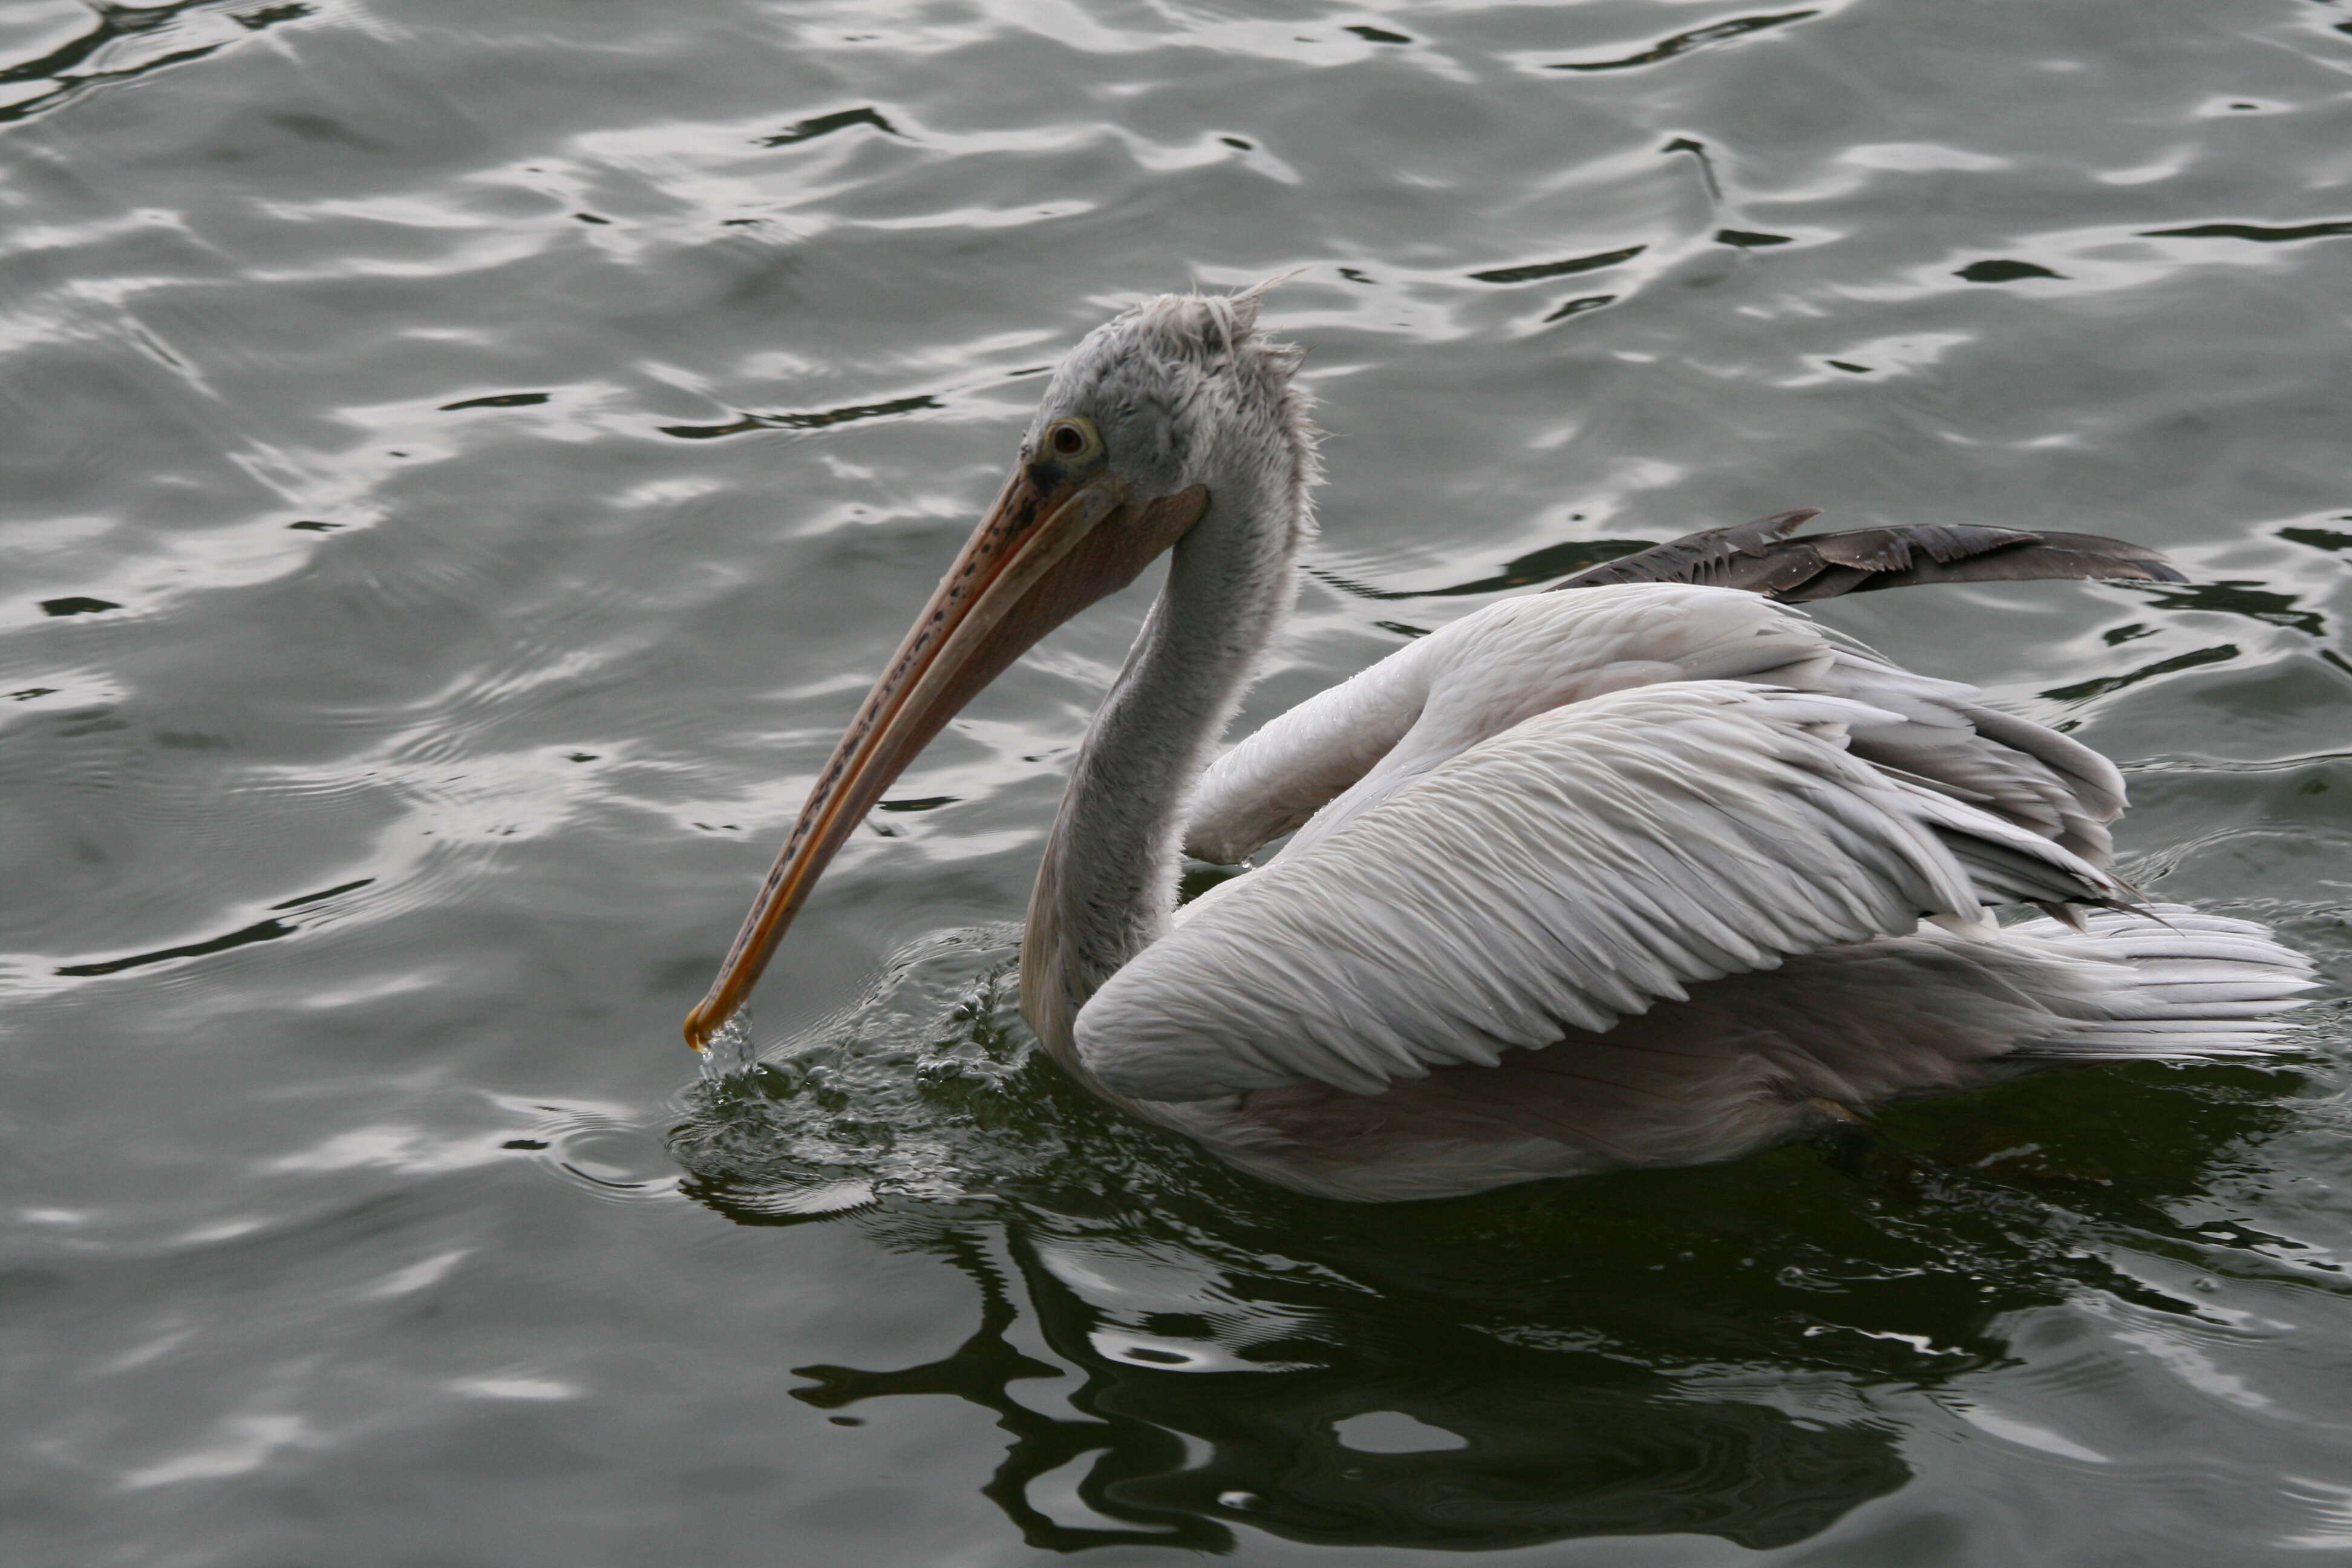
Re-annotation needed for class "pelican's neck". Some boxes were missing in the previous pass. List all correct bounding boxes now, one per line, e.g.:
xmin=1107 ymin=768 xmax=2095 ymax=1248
xmin=1021 ymin=474 xmax=1305 ymax=1076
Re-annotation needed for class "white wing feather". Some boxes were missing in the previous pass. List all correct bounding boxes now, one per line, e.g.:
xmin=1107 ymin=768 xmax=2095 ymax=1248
xmin=1183 ymin=583 xmax=2123 ymax=868
xmin=1083 ymin=680 xmax=2129 ymax=1102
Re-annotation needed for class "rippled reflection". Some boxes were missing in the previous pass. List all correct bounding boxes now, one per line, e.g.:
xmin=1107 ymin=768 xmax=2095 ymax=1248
xmin=0 ymin=0 xmax=315 ymax=129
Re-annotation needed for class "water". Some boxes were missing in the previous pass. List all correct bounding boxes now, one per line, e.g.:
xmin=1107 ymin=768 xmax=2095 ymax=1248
xmin=5 ymin=0 xmax=2350 ymax=1562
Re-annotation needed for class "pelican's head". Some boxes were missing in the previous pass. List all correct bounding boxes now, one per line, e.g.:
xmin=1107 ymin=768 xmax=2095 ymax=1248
xmin=683 ymin=287 xmax=1313 ymax=1050
xmin=1025 ymin=286 xmax=1316 ymax=521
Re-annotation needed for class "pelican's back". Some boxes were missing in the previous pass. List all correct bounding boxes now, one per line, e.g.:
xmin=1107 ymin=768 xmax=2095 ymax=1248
xmin=1186 ymin=584 xmax=2122 ymax=869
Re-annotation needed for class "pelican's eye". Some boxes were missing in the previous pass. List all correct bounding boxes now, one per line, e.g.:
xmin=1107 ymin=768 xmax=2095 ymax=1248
xmin=1044 ymin=417 xmax=1100 ymax=463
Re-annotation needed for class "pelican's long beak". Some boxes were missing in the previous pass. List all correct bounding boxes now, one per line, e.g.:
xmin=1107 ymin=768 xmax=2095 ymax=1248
xmin=684 ymin=461 xmax=1209 ymax=1050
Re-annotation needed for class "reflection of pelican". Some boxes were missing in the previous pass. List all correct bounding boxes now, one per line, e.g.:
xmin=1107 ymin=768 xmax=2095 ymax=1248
xmin=685 ymin=287 xmax=2311 ymax=1200
xmin=782 ymin=1218 xmax=1910 ymax=1554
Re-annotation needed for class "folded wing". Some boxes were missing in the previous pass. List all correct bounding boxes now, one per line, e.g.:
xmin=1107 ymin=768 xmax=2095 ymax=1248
xmin=1088 ymin=681 xmax=2132 ymax=1102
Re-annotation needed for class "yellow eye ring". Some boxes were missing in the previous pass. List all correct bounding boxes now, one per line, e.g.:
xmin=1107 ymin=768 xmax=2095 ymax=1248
xmin=1044 ymin=417 xmax=1099 ymax=462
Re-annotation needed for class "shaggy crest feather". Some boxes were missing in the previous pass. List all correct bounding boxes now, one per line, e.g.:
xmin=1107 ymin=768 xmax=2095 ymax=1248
xmin=1031 ymin=284 xmax=1324 ymax=523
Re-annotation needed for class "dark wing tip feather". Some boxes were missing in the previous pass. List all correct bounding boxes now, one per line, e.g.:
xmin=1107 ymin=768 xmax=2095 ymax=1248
xmin=1549 ymin=512 xmax=2187 ymax=603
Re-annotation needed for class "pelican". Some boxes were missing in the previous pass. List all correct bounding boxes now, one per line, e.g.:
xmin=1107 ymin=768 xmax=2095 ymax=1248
xmin=684 ymin=287 xmax=2313 ymax=1202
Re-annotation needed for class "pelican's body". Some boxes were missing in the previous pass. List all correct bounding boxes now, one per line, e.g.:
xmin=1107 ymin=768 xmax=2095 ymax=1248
xmin=688 ymin=289 xmax=2313 ymax=1202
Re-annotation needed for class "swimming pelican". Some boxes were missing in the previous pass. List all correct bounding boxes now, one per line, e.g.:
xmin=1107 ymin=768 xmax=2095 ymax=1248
xmin=685 ymin=287 xmax=2313 ymax=1201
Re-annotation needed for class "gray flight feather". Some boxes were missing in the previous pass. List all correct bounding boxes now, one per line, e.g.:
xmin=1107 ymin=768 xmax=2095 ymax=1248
xmin=1549 ymin=508 xmax=2187 ymax=602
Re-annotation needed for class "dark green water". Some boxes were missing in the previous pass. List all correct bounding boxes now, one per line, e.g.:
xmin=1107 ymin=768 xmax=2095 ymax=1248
xmin=5 ymin=1 xmax=2351 ymax=1563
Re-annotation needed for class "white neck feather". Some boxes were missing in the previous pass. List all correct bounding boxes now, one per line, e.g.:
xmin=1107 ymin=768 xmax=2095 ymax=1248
xmin=1019 ymin=451 xmax=1308 ymax=1076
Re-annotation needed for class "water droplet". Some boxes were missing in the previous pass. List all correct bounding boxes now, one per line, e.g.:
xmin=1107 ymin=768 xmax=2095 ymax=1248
xmin=699 ymin=1015 xmax=760 ymax=1080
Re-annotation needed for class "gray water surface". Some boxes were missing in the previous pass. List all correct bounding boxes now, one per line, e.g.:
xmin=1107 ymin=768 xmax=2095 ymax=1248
xmin=6 ymin=1 xmax=2352 ymax=1563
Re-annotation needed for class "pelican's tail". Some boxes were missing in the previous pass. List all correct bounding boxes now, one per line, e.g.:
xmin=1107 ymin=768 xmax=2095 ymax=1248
xmin=2004 ymin=905 xmax=2319 ymax=1059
